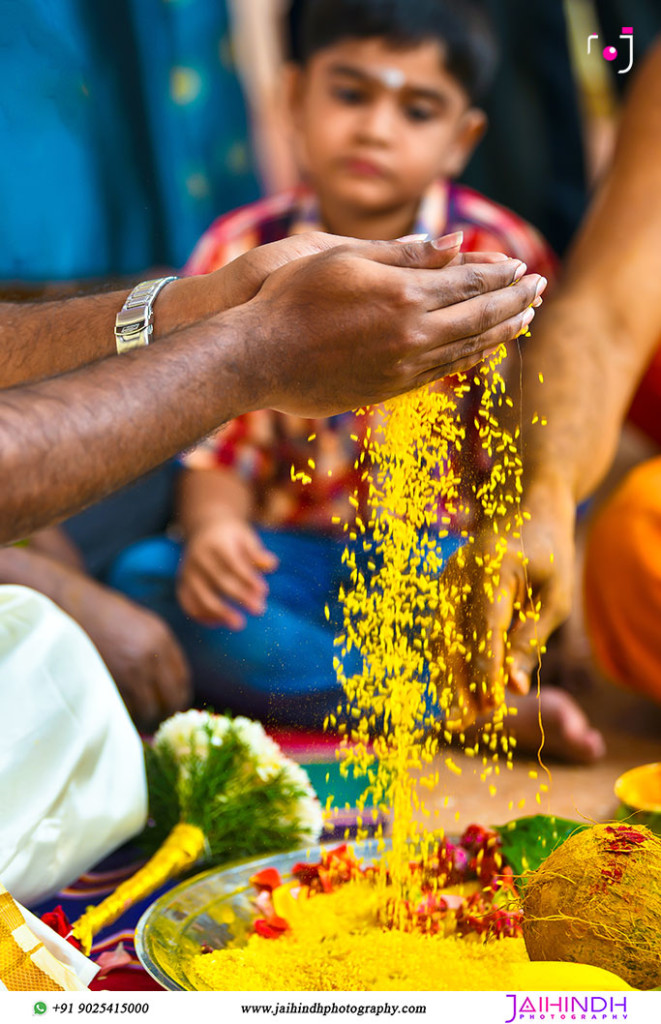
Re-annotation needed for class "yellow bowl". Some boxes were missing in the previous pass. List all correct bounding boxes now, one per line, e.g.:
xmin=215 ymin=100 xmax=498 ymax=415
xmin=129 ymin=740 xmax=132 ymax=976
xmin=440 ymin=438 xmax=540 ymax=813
xmin=614 ymin=762 xmax=661 ymax=832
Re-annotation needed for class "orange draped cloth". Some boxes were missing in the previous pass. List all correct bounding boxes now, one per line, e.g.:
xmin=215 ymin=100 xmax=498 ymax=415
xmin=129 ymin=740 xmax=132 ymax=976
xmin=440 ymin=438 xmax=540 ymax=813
xmin=584 ymin=457 xmax=661 ymax=701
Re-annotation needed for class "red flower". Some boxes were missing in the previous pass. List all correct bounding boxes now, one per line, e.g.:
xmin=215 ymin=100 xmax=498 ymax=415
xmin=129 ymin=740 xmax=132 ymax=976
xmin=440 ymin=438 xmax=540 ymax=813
xmin=250 ymin=868 xmax=283 ymax=891
xmin=41 ymin=905 xmax=71 ymax=938
xmin=40 ymin=905 xmax=82 ymax=951
xmin=460 ymin=823 xmax=500 ymax=853
xmin=254 ymin=916 xmax=290 ymax=939
xmin=292 ymin=844 xmax=363 ymax=893
xmin=291 ymin=862 xmax=320 ymax=886
xmin=471 ymin=846 xmax=504 ymax=885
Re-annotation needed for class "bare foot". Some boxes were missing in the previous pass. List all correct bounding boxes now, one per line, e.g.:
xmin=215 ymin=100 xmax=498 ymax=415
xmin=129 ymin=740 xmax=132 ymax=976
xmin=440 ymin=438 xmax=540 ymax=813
xmin=496 ymin=687 xmax=606 ymax=764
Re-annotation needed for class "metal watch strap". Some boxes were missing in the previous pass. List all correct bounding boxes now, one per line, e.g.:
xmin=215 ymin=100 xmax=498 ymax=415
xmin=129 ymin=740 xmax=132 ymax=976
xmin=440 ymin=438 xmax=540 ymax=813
xmin=114 ymin=276 xmax=179 ymax=354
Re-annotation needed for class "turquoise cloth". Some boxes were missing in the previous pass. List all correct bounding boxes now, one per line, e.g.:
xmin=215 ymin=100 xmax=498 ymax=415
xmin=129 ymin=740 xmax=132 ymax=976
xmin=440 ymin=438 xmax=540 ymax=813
xmin=0 ymin=0 xmax=260 ymax=279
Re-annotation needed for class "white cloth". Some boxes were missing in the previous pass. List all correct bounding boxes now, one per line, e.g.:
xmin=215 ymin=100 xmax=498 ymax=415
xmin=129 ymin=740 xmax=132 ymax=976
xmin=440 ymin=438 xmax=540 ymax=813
xmin=0 ymin=585 xmax=148 ymax=907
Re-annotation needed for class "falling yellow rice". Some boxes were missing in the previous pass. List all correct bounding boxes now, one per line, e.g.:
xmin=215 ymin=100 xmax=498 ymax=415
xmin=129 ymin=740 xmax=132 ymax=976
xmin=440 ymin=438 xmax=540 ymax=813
xmin=191 ymin=345 xmax=550 ymax=989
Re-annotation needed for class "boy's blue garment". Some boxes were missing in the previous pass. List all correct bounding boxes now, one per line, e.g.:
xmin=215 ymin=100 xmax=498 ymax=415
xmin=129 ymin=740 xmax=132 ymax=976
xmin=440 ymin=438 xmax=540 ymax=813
xmin=0 ymin=0 xmax=260 ymax=279
xmin=107 ymin=528 xmax=465 ymax=729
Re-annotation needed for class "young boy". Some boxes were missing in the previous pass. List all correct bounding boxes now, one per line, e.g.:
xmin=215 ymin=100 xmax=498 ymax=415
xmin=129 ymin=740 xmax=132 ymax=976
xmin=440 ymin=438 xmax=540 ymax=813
xmin=109 ymin=0 xmax=554 ymax=728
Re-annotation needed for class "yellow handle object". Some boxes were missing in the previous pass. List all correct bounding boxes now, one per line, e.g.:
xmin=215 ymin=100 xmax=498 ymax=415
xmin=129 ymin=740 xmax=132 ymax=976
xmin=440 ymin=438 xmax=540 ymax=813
xmin=72 ymin=822 xmax=206 ymax=955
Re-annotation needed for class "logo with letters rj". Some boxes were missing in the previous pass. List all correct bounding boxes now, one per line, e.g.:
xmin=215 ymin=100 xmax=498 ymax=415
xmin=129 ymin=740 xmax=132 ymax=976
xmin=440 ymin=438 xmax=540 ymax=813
xmin=587 ymin=26 xmax=634 ymax=74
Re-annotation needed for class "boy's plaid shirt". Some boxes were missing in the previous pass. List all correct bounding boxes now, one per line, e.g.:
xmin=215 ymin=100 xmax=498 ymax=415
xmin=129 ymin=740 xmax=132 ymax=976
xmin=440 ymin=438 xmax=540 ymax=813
xmin=182 ymin=180 xmax=557 ymax=534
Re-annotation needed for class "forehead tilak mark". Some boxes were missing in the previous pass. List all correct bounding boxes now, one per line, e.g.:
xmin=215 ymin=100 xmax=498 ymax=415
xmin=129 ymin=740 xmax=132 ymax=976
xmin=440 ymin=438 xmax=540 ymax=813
xmin=372 ymin=66 xmax=406 ymax=91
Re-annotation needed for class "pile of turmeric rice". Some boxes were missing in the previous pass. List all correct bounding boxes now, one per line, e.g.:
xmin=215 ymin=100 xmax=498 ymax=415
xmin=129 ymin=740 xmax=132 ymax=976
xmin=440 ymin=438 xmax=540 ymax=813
xmin=187 ymin=856 xmax=631 ymax=992
xmin=192 ymin=932 xmax=529 ymax=992
xmin=189 ymin=879 xmax=528 ymax=991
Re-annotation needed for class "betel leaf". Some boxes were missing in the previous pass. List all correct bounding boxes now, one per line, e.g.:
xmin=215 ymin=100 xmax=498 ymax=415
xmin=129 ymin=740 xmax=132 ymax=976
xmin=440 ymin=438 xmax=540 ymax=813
xmin=496 ymin=814 xmax=587 ymax=878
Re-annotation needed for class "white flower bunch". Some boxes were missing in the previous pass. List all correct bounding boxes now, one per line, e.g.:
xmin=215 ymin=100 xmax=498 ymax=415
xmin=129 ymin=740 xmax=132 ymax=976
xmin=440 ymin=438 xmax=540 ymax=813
xmin=154 ymin=708 xmax=230 ymax=760
xmin=233 ymin=716 xmax=285 ymax=783
xmin=279 ymin=758 xmax=325 ymax=843
xmin=153 ymin=710 xmax=323 ymax=843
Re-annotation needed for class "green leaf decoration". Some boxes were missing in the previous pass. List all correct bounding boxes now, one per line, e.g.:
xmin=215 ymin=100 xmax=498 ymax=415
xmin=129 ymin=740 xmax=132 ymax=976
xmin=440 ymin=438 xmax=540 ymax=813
xmin=140 ymin=714 xmax=321 ymax=864
xmin=496 ymin=814 xmax=587 ymax=878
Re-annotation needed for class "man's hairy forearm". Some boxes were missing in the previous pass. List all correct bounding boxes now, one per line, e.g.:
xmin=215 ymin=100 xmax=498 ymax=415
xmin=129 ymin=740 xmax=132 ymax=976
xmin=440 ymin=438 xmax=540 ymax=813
xmin=0 ymin=306 xmax=255 ymax=542
xmin=0 ymin=276 xmax=215 ymax=388
xmin=522 ymin=40 xmax=661 ymax=503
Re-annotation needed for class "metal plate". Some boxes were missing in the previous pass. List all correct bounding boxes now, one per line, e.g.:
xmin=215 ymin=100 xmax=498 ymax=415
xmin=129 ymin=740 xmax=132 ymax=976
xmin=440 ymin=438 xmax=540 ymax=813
xmin=135 ymin=839 xmax=386 ymax=991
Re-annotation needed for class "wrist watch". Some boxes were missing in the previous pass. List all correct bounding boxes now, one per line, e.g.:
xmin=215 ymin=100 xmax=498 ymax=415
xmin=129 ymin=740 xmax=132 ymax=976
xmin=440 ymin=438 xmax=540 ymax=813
xmin=114 ymin=276 xmax=179 ymax=354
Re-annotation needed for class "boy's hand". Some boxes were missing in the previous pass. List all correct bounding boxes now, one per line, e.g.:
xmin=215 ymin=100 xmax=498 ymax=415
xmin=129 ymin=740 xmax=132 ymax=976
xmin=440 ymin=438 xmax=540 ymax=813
xmin=177 ymin=519 xmax=279 ymax=630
